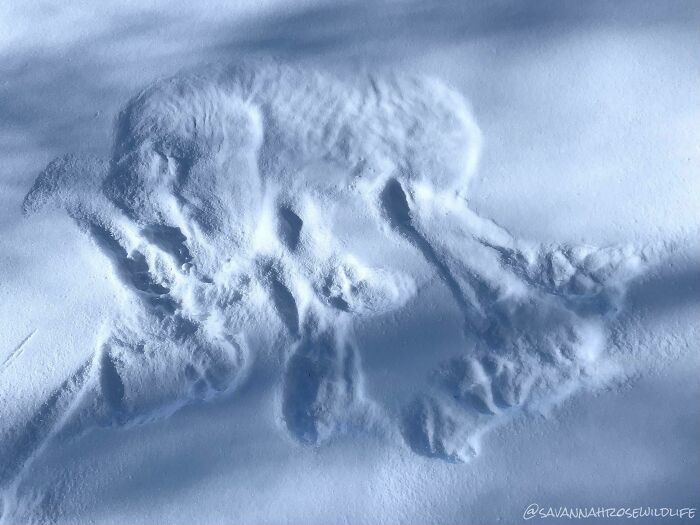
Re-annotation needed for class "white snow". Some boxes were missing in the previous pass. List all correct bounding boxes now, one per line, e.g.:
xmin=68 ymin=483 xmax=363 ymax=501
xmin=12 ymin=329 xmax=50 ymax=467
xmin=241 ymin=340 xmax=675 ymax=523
xmin=0 ymin=2 xmax=698 ymax=524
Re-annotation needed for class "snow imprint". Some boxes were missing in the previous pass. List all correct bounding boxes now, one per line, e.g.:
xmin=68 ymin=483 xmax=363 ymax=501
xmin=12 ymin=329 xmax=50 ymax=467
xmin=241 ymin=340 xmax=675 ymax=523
xmin=7 ymin=61 xmax=644 ymax=485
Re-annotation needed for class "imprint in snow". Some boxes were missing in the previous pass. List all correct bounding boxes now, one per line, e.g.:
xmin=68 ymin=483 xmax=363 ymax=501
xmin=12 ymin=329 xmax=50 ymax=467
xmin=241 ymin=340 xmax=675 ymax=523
xmin=14 ymin=60 xmax=643 ymax=477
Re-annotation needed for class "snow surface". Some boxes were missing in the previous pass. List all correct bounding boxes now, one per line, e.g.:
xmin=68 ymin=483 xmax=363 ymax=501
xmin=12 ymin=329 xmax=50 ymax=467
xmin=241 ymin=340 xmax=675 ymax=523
xmin=0 ymin=1 xmax=698 ymax=524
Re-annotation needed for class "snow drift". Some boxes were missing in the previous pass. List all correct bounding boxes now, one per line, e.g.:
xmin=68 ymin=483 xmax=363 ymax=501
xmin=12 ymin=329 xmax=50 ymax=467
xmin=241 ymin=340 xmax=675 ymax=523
xmin=4 ymin=60 xmax=643 ymax=498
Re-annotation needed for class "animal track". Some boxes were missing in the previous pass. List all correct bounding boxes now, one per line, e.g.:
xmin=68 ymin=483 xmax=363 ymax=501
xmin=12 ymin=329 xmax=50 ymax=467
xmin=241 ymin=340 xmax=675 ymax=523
xmin=484 ymin=242 xmax=641 ymax=317
xmin=381 ymin=178 xmax=488 ymax=332
xmin=141 ymin=224 xmax=193 ymax=267
xmin=398 ymin=260 xmax=628 ymax=461
xmin=282 ymin=328 xmax=360 ymax=444
xmin=86 ymin=222 xmax=173 ymax=306
xmin=277 ymin=206 xmax=303 ymax=252
xmin=260 ymin=264 xmax=300 ymax=337
xmin=98 ymin=347 xmax=126 ymax=416
xmin=11 ymin=60 xmax=645 ymax=497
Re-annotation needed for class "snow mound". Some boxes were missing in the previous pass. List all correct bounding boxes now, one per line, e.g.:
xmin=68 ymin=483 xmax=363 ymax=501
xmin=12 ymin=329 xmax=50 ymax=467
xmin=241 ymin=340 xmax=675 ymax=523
xmin=9 ymin=61 xmax=643 ymax=482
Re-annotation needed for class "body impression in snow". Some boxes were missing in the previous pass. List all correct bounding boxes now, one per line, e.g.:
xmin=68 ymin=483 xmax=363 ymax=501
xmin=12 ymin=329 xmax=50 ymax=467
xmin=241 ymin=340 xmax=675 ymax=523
xmin=9 ymin=61 xmax=642 ymax=485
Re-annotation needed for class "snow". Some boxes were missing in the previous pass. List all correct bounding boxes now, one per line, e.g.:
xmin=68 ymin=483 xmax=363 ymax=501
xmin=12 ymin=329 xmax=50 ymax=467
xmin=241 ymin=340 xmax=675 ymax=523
xmin=0 ymin=1 xmax=698 ymax=524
